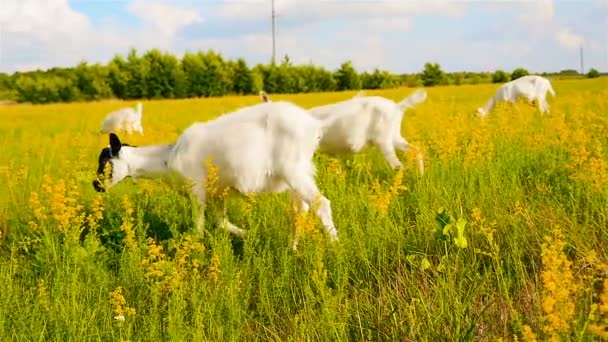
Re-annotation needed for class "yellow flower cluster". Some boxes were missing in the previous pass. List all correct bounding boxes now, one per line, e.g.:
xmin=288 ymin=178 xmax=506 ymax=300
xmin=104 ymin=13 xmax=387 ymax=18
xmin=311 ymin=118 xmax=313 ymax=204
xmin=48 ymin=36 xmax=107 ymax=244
xmin=141 ymin=235 xmax=206 ymax=293
xmin=369 ymin=167 xmax=407 ymax=215
xmin=141 ymin=237 xmax=169 ymax=283
xmin=291 ymin=194 xmax=323 ymax=246
xmin=587 ymin=279 xmax=608 ymax=339
xmin=109 ymin=286 xmax=136 ymax=321
xmin=565 ymin=126 xmax=608 ymax=191
xmin=36 ymin=279 xmax=50 ymax=312
xmin=174 ymin=235 xmax=205 ymax=287
xmin=540 ymin=225 xmax=578 ymax=339
xmin=464 ymin=119 xmax=494 ymax=168
xmin=119 ymin=195 xmax=137 ymax=252
xmin=86 ymin=194 xmax=104 ymax=232
xmin=207 ymin=254 xmax=221 ymax=285
xmin=203 ymin=157 xmax=228 ymax=199
xmin=28 ymin=175 xmax=85 ymax=239
xmin=240 ymin=193 xmax=257 ymax=216
xmin=326 ymin=158 xmax=346 ymax=184
xmin=520 ymin=324 xmax=538 ymax=342
xmin=471 ymin=207 xmax=499 ymax=258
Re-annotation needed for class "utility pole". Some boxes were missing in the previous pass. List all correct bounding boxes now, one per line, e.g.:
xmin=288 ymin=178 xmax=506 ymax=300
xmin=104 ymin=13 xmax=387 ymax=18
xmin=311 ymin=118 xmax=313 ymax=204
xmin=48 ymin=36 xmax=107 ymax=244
xmin=605 ymin=0 xmax=608 ymax=70
xmin=579 ymin=44 xmax=584 ymax=74
xmin=271 ymin=0 xmax=276 ymax=65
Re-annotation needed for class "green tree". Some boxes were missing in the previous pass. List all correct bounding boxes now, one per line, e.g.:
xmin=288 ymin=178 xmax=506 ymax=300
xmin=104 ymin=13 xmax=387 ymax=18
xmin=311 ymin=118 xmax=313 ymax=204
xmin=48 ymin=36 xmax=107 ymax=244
xmin=143 ymin=49 xmax=184 ymax=98
xmin=420 ymin=62 xmax=445 ymax=86
xmin=231 ymin=58 xmax=255 ymax=94
xmin=361 ymin=69 xmax=395 ymax=89
xmin=125 ymin=48 xmax=150 ymax=99
xmin=492 ymin=70 xmax=510 ymax=83
xmin=107 ymin=55 xmax=131 ymax=99
xmin=587 ymin=68 xmax=600 ymax=78
xmin=511 ymin=67 xmax=529 ymax=80
xmin=74 ymin=61 xmax=113 ymax=100
xmin=335 ymin=61 xmax=361 ymax=91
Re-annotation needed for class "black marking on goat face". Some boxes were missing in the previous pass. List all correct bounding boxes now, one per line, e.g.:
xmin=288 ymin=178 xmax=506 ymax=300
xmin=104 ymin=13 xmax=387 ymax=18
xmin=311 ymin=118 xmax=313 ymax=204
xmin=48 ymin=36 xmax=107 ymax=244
xmin=93 ymin=133 xmax=135 ymax=193
xmin=93 ymin=145 xmax=134 ymax=192
xmin=93 ymin=147 xmax=114 ymax=192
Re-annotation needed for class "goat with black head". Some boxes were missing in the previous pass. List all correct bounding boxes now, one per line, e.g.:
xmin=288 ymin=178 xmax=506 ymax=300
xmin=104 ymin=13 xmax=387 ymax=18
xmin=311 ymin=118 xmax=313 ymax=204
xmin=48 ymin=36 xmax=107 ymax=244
xmin=90 ymin=100 xmax=339 ymax=250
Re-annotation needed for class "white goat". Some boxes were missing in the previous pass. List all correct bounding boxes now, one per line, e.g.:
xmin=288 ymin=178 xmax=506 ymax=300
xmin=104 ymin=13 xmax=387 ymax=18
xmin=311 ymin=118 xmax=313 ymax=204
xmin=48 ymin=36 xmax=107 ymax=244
xmin=477 ymin=75 xmax=556 ymax=117
xmin=92 ymin=101 xmax=338 ymax=249
xmin=99 ymin=102 xmax=144 ymax=135
xmin=259 ymin=89 xmax=427 ymax=173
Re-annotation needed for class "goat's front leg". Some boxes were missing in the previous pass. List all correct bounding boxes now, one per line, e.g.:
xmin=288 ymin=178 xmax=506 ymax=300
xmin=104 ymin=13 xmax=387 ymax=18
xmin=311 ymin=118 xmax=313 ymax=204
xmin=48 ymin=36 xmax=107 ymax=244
xmin=189 ymin=184 xmax=208 ymax=235
xmin=393 ymin=140 xmax=424 ymax=175
xmin=377 ymin=140 xmax=403 ymax=170
xmin=539 ymin=98 xmax=550 ymax=114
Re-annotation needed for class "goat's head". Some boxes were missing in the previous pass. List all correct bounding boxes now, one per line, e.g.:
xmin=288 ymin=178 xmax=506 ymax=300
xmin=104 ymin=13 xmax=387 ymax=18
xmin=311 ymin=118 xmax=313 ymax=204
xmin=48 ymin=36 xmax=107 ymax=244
xmin=92 ymin=133 xmax=131 ymax=192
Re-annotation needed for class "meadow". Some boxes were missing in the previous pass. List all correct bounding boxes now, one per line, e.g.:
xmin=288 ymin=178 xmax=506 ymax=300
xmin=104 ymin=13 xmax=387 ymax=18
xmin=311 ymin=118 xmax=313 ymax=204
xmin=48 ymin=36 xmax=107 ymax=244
xmin=1 ymin=78 xmax=608 ymax=341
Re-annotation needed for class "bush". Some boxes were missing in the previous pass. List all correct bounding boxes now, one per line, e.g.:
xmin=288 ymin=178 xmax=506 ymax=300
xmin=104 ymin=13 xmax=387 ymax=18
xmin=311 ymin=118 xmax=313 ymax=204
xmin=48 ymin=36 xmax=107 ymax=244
xmin=587 ymin=68 xmax=600 ymax=78
xmin=492 ymin=70 xmax=510 ymax=83
xmin=334 ymin=61 xmax=361 ymax=91
xmin=511 ymin=68 xmax=529 ymax=81
xmin=421 ymin=62 xmax=445 ymax=87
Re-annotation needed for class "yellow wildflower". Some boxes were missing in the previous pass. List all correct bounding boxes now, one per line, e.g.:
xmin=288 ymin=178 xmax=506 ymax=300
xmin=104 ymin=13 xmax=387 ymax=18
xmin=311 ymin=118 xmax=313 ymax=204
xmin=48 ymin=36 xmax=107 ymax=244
xmin=109 ymin=286 xmax=136 ymax=321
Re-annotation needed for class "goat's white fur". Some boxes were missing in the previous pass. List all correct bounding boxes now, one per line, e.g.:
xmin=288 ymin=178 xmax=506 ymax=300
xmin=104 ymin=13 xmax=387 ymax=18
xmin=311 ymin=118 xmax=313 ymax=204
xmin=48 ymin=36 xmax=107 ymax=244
xmin=477 ymin=75 xmax=556 ymax=117
xmin=100 ymin=102 xmax=144 ymax=135
xmin=259 ymin=89 xmax=427 ymax=173
xmin=94 ymin=101 xmax=338 ymax=249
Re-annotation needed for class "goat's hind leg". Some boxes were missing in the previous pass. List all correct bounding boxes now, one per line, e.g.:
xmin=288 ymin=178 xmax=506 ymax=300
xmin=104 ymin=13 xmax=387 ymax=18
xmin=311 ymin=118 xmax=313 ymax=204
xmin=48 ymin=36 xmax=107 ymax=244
xmin=377 ymin=139 xmax=403 ymax=169
xmin=394 ymin=139 xmax=425 ymax=175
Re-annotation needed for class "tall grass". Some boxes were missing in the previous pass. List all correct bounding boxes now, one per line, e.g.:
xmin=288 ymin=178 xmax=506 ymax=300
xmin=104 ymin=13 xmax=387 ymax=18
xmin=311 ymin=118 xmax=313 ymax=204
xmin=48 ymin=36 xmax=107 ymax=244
xmin=1 ymin=78 xmax=608 ymax=340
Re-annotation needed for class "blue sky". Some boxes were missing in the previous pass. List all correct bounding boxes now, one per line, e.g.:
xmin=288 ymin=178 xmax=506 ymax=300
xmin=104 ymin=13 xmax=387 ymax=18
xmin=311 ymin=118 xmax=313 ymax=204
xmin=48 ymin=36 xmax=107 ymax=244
xmin=0 ymin=0 xmax=606 ymax=74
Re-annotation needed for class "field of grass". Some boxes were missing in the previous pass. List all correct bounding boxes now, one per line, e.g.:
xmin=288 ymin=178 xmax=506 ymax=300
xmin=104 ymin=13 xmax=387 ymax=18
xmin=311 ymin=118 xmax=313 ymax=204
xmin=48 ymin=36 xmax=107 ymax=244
xmin=1 ymin=78 xmax=608 ymax=341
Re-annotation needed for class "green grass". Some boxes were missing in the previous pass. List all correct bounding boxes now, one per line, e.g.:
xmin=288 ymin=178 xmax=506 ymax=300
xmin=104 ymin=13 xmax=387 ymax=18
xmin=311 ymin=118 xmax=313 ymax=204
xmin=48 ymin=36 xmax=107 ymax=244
xmin=1 ymin=79 xmax=608 ymax=341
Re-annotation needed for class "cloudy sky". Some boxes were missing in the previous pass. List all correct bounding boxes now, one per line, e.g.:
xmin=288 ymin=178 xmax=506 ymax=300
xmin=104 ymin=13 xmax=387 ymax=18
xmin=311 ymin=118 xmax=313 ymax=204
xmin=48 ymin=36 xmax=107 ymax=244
xmin=0 ymin=0 xmax=606 ymax=74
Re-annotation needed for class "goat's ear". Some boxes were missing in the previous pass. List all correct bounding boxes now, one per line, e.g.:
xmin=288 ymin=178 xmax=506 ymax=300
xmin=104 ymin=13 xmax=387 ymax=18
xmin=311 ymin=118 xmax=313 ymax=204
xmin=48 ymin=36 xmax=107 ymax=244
xmin=109 ymin=133 xmax=122 ymax=156
xmin=259 ymin=90 xmax=270 ymax=103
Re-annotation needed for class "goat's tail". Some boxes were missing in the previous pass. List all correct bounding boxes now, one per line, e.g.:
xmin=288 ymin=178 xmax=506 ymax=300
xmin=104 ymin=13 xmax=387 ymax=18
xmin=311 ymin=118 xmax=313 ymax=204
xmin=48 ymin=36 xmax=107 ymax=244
xmin=397 ymin=88 xmax=427 ymax=111
xmin=259 ymin=90 xmax=271 ymax=103
xmin=135 ymin=102 xmax=143 ymax=117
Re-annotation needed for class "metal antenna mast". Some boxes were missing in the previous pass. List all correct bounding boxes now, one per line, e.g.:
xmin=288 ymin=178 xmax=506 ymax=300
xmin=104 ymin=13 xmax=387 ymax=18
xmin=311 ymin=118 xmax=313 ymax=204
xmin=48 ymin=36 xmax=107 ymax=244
xmin=271 ymin=0 xmax=276 ymax=64
xmin=580 ymin=44 xmax=584 ymax=74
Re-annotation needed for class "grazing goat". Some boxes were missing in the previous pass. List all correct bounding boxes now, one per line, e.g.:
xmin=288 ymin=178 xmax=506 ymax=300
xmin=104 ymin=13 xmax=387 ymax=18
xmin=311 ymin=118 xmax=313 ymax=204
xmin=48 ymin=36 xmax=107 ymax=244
xmin=259 ymin=89 xmax=427 ymax=173
xmin=99 ymin=102 xmax=144 ymax=135
xmin=477 ymin=75 xmax=556 ymax=117
xmin=92 ymin=101 xmax=338 ymax=249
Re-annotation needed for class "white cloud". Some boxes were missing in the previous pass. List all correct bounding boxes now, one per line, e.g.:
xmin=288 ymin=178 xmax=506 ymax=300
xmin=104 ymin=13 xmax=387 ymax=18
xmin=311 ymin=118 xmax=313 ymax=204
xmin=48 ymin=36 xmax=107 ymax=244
xmin=366 ymin=18 xmax=411 ymax=32
xmin=0 ymin=0 xmax=604 ymax=74
xmin=530 ymin=0 xmax=554 ymax=22
xmin=557 ymin=27 xmax=585 ymax=50
xmin=1 ymin=0 xmax=91 ymax=41
xmin=218 ymin=0 xmax=464 ymax=21
xmin=127 ymin=0 xmax=203 ymax=37
xmin=0 ymin=0 xmax=205 ymax=72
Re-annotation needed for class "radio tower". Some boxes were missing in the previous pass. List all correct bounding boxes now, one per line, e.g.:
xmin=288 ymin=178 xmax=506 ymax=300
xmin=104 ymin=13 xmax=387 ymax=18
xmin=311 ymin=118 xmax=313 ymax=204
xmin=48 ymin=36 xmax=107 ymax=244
xmin=271 ymin=0 xmax=276 ymax=64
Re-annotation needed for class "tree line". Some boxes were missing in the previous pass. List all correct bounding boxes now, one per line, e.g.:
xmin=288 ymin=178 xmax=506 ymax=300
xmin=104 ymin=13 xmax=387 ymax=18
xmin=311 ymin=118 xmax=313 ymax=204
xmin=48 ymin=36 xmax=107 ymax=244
xmin=0 ymin=48 xmax=601 ymax=104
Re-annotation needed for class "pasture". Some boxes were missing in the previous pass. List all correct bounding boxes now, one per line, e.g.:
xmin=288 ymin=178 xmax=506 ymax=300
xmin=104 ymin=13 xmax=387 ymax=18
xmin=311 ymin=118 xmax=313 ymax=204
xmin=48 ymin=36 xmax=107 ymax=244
xmin=1 ymin=78 xmax=607 ymax=341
